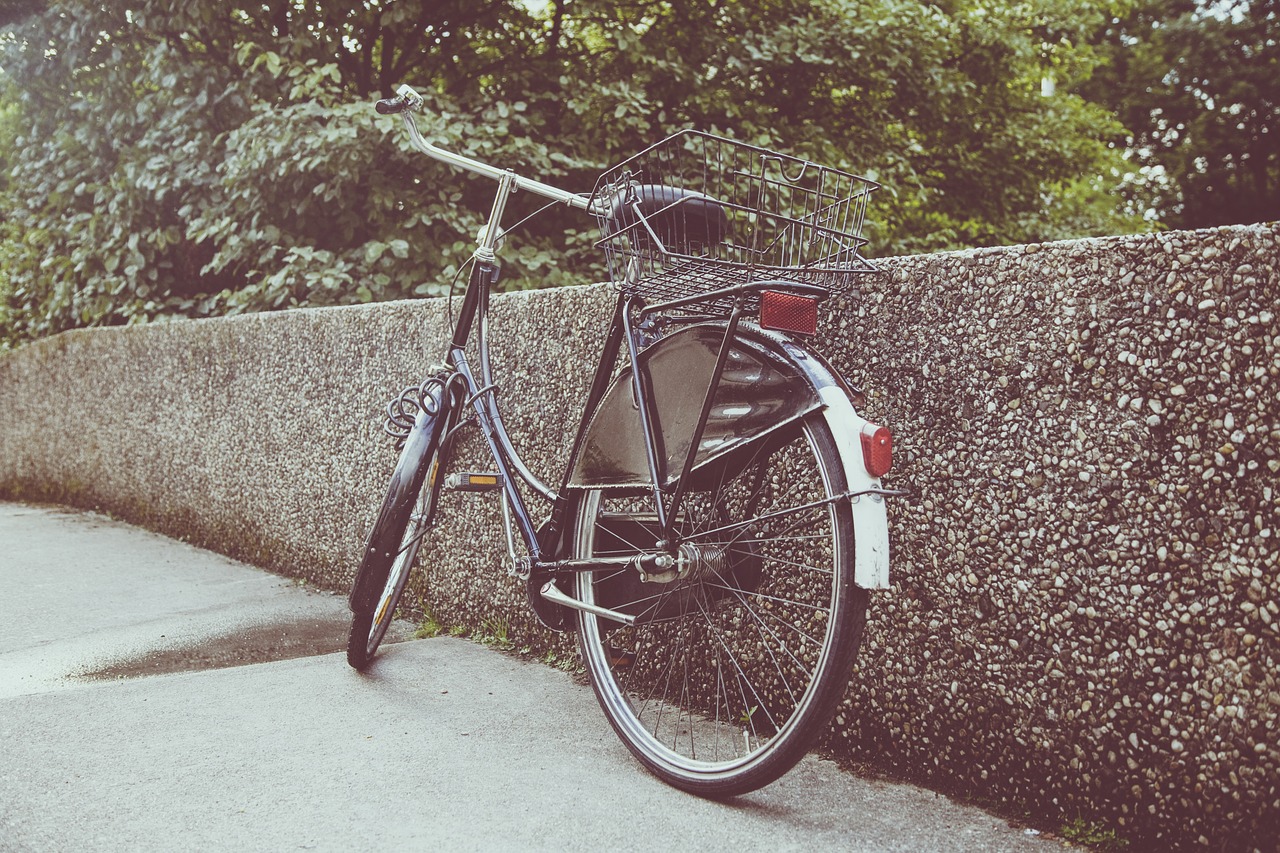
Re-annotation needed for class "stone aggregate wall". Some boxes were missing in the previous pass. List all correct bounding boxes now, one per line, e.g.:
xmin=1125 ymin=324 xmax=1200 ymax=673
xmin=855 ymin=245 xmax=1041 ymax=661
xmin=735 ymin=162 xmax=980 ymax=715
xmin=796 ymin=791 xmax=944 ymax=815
xmin=1 ymin=222 xmax=1276 ymax=849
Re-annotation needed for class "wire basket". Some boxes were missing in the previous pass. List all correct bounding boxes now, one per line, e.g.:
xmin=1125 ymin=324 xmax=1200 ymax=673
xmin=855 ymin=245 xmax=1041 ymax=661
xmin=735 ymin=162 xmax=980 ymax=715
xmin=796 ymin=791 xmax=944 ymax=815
xmin=590 ymin=130 xmax=878 ymax=312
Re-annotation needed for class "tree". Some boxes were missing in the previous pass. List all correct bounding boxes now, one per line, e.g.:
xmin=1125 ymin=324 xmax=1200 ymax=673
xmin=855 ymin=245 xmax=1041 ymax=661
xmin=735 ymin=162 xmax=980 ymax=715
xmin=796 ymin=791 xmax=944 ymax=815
xmin=1083 ymin=0 xmax=1280 ymax=228
xmin=0 ymin=0 xmax=1146 ymax=347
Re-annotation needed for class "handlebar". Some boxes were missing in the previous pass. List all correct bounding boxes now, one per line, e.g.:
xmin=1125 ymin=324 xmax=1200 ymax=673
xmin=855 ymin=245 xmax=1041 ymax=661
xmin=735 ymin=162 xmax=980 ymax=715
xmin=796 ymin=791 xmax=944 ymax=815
xmin=378 ymin=84 xmax=596 ymax=214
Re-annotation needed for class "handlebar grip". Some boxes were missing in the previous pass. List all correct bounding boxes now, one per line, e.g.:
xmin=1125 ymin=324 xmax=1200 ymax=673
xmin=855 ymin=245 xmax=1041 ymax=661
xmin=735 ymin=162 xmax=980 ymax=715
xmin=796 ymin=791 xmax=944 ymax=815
xmin=375 ymin=96 xmax=409 ymax=115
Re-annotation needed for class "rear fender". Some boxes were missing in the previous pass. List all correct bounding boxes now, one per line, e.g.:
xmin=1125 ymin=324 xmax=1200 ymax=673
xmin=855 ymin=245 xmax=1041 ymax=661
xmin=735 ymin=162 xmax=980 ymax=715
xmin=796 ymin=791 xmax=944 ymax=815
xmin=567 ymin=323 xmax=891 ymax=589
xmin=566 ymin=324 xmax=822 ymax=491
xmin=817 ymin=386 xmax=891 ymax=589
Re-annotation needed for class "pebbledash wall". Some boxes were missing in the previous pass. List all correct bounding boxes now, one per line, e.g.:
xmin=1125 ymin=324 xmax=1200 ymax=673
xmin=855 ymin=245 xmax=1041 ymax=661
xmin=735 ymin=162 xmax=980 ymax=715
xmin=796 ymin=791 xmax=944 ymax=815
xmin=1 ymin=223 xmax=1276 ymax=849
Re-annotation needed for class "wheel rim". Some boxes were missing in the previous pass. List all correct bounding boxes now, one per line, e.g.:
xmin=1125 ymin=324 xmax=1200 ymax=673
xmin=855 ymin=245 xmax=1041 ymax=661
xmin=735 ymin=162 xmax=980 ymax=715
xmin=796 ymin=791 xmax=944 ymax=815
xmin=575 ymin=419 xmax=854 ymax=783
xmin=366 ymin=457 xmax=439 ymax=655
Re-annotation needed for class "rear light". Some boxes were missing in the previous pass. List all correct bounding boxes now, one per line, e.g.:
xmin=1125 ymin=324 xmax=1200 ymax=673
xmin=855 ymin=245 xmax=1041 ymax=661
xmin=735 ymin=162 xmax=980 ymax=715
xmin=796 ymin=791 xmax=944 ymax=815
xmin=860 ymin=423 xmax=893 ymax=477
xmin=759 ymin=290 xmax=818 ymax=336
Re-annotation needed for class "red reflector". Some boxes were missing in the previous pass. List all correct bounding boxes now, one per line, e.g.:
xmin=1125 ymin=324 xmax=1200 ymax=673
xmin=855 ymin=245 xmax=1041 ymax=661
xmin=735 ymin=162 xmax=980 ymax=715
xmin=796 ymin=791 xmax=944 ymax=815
xmin=860 ymin=424 xmax=893 ymax=477
xmin=759 ymin=290 xmax=818 ymax=335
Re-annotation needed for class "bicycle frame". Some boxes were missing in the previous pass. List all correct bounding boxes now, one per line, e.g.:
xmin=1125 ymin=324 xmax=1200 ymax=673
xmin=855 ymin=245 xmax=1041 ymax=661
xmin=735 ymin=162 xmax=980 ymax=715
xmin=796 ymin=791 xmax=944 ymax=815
xmin=389 ymin=86 xmax=894 ymax=631
xmin=391 ymin=101 xmax=714 ymax=556
xmin=353 ymin=84 xmax=900 ymax=795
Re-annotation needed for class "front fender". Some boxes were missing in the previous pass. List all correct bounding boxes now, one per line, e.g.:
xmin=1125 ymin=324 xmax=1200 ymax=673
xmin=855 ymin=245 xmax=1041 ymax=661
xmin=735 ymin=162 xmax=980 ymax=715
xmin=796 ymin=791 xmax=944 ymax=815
xmin=349 ymin=396 xmax=447 ymax=612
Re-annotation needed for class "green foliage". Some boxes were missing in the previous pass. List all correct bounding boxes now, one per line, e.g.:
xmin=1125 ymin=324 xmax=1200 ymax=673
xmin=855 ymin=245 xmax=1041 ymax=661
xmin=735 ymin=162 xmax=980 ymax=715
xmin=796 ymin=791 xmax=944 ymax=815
xmin=415 ymin=613 xmax=445 ymax=639
xmin=0 ymin=0 xmax=1152 ymax=347
xmin=1082 ymin=0 xmax=1280 ymax=229
xmin=476 ymin=615 xmax=512 ymax=649
xmin=1059 ymin=816 xmax=1129 ymax=850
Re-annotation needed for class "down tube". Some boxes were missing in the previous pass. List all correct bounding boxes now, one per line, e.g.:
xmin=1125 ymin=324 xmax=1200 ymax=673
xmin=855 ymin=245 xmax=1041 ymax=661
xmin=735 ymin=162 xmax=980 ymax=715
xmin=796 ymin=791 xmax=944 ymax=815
xmin=450 ymin=347 xmax=544 ymax=563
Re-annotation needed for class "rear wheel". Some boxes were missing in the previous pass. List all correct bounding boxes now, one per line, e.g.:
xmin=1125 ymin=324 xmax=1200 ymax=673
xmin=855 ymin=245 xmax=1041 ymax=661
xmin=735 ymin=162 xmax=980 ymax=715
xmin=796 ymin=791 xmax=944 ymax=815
xmin=573 ymin=413 xmax=866 ymax=796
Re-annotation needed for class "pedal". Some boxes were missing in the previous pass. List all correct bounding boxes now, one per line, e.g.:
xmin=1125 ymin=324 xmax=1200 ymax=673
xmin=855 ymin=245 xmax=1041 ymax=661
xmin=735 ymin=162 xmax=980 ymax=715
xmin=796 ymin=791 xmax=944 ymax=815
xmin=607 ymin=644 xmax=636 ymax=670
xmin=444 ymin=472 xmax=505 ymax=492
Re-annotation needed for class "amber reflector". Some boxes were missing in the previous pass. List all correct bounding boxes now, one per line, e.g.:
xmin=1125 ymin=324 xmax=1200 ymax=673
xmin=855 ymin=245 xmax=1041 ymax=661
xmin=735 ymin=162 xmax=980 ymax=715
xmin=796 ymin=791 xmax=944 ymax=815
xmin=759 ymin=290 xmax=818 ymax=335
xmin=860 ymin=424 xmax=893 ymax=477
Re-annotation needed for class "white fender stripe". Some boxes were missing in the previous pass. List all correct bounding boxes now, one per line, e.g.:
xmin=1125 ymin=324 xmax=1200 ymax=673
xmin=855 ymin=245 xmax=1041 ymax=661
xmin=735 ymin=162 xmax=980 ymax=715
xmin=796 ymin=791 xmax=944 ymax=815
xmin=818 ymin=386 xmax=892 ymax=589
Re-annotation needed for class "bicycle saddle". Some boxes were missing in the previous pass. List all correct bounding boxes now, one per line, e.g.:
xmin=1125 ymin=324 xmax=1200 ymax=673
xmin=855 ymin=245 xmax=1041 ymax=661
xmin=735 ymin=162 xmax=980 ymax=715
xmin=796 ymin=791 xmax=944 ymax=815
xmin=604 ymin=184 xmax=730 ymax=252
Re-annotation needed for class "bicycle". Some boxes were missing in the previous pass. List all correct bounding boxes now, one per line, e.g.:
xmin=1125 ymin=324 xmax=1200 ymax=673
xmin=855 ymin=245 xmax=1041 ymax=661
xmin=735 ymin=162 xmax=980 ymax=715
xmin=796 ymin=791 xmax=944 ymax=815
xmin=346 ymin=84 xmax=902 ymax=797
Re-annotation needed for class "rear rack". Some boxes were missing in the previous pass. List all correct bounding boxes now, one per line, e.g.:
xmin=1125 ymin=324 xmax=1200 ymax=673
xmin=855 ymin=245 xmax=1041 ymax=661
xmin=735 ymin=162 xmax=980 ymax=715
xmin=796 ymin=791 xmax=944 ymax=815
xmin=590 ymin=130 xmax=879 ymax=313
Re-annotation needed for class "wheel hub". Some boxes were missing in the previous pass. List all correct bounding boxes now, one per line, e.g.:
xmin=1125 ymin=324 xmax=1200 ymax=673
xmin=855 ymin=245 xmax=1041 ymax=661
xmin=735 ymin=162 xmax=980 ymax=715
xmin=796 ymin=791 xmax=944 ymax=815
xmin=638 ymin=543 xmax=726 ymax=584
xmin=676 ymin=542 xmax=727 ymax=581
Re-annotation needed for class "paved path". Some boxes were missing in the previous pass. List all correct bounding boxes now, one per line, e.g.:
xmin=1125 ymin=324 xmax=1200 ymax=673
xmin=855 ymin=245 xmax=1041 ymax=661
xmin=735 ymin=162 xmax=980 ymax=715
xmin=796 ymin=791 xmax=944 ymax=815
xmin=0 ymin=502 xmax=1060 ymax=852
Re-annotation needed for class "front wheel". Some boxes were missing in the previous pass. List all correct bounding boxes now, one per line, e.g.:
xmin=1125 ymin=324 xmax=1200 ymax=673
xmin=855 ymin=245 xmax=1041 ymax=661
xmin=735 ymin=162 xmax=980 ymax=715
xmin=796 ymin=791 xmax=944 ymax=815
xmin=573 ymin=413 xmax=867 ymax=796
xmin=347 ymin=412 xmax=450 ymax=671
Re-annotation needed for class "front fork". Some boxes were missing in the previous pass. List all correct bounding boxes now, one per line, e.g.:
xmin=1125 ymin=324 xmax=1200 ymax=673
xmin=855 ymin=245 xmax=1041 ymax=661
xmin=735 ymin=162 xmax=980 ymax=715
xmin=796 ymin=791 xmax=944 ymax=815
xmin=351 ymin=382 xmax=451 ymax=613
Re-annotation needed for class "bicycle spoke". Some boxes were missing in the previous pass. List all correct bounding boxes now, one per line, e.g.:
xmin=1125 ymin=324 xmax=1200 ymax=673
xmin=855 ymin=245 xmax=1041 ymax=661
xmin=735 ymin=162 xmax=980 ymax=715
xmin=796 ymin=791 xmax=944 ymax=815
xmin=676 ymin=493 xmax=840 ymax=543
xmin=574 ymin=414 xmax=867 ymax=794
xmin=712 ymin=580 xmax=815 ymax=692
xmin=694 ymin=592 xmax=782 ymax=735
xmin=743 ymin=548 xmax=835 ymax=576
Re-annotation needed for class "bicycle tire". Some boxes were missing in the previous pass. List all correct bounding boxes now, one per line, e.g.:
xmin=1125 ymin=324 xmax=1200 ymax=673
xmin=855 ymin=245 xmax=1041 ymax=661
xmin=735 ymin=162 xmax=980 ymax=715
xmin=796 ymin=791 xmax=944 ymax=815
xmin=347 ymin=418 xmax=449 ymax=671
xmin=573 ymin=411 xmax=867 ymax=796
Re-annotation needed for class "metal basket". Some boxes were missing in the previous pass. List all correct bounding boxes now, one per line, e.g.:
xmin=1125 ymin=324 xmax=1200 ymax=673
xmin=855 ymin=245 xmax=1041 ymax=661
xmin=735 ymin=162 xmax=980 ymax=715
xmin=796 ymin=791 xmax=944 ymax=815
xmin=590 ymin=130 xmax=878 ymax=312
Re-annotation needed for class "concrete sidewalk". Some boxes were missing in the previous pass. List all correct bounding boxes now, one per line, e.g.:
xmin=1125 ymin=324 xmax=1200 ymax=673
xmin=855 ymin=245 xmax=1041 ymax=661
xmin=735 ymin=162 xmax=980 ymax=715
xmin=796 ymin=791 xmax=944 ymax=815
xmin=0 ymin=502 xmax=1060 ymax=852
